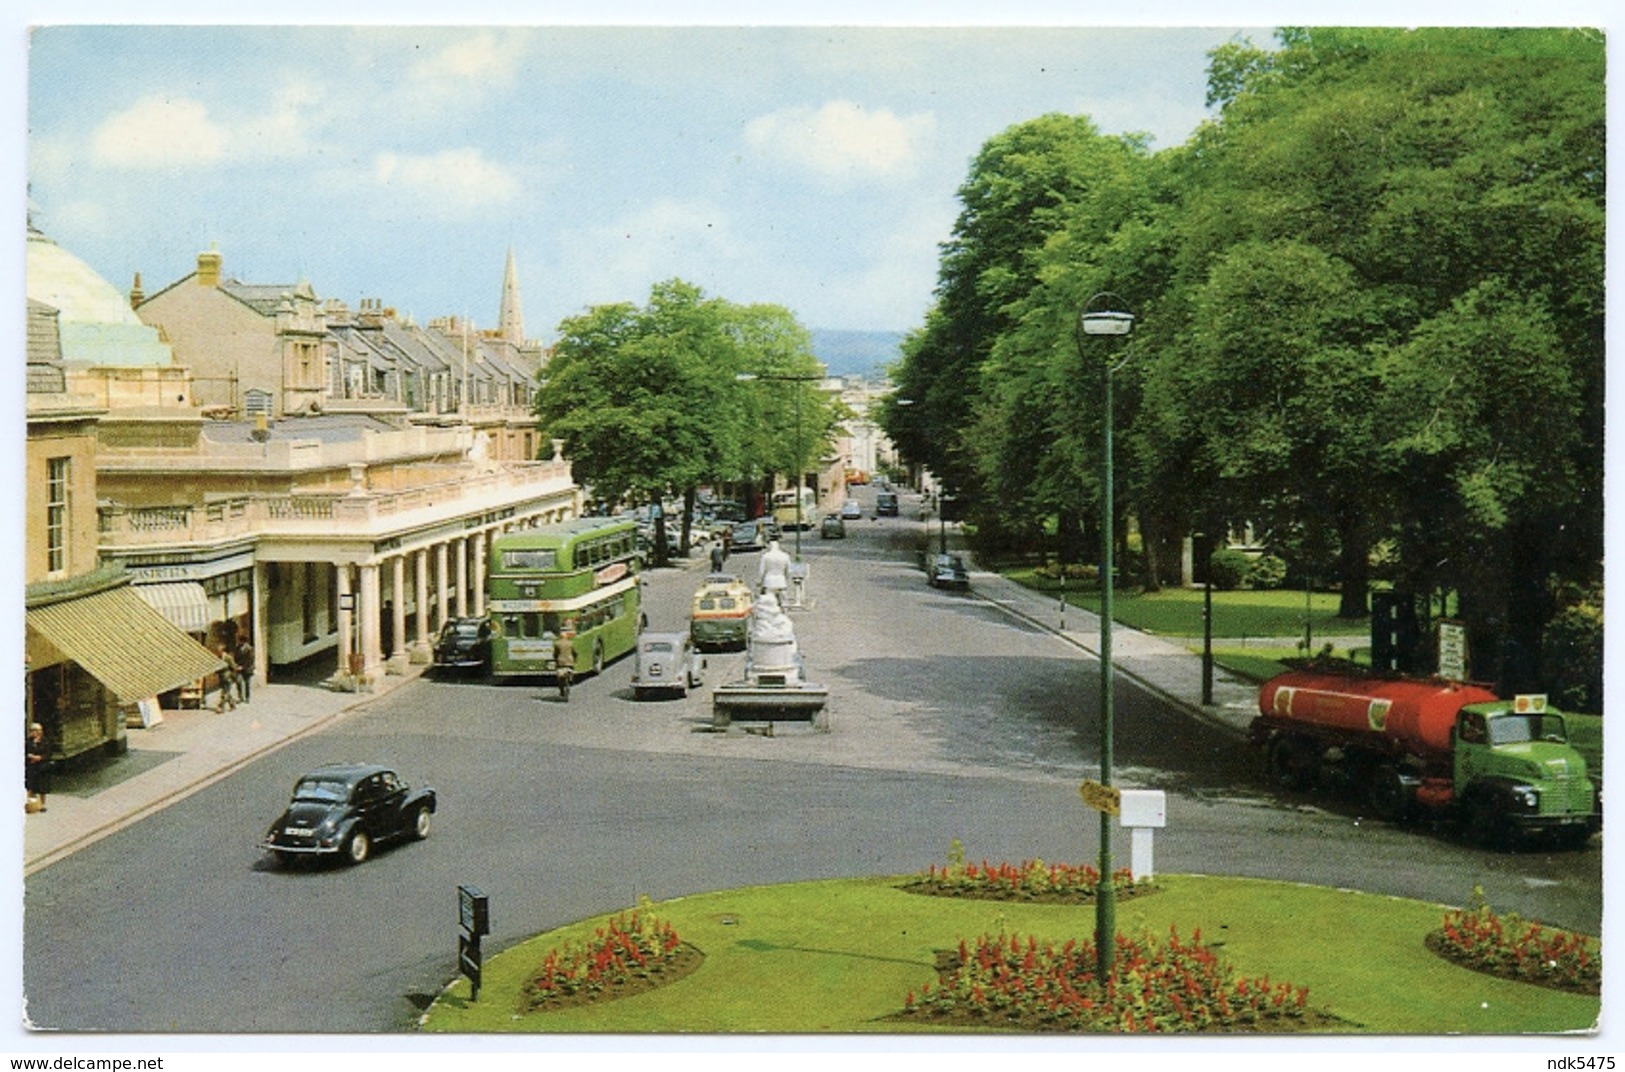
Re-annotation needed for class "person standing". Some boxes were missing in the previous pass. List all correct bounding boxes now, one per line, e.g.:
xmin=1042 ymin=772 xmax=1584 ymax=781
xmin=234 ymin=635 xmax=254 ymax=703
xmin=25 ymin=723 xmax=50 ymax=813
xmin=214 ymin=646 xmax=238 ymax=712
xmin=709 ymin=540 xmax=725 ymax=572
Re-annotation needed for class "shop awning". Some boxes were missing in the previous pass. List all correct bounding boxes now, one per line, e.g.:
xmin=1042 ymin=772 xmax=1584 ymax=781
xmin=26 ymin=585 xmax=225 ymax=702
xmin=133 ymin=581 xmax=213 ymax=634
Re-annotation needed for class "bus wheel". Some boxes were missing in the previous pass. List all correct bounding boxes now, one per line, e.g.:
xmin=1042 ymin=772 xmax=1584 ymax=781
xmin=592 ymin=641 xmax=604 ymax=675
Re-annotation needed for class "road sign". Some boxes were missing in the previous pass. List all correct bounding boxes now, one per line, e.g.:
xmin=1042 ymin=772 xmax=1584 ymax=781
xmin=1079 ymin=780 xmax=1120 ymax=816
xmin=1437 ymin=619 xmax=1467 ymax=682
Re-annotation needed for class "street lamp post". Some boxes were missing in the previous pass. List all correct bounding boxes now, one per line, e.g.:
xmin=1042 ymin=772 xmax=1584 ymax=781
xmin=1078 ymin=295 xmax=1133 ymax=983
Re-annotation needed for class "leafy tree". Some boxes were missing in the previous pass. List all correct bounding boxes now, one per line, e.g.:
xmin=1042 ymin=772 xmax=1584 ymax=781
xmin=535 ymin=280 xmax=833 ymax=561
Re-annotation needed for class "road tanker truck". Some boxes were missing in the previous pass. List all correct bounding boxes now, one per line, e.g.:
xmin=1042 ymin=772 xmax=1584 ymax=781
xmin=1251 ymin=669 xmax=1598 ymax=849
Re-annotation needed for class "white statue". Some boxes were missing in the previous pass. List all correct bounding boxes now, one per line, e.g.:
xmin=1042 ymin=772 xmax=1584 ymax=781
xmin=757 ymin=539 xmax=791 ymax=594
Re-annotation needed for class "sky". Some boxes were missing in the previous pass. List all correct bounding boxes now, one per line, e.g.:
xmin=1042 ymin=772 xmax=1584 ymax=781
xmin=20 ymin=14 xmax=1272 ymax=339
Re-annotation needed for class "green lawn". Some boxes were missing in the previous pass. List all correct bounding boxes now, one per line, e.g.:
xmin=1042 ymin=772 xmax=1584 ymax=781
xmin=421 ymin=873 xmax=1598 ymax=1035
xmin=1005 ymin=568 xmax=1366 ymax=643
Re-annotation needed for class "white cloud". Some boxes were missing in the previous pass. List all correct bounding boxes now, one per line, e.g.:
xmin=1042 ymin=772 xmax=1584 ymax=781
xmin=743 ymin=100 xmax=935 ymax=184
xmin=421 ymin=31 xmax=524 ymax=82
xmin=371 ymin=148 xmax=523 ymax=215
xmin=90 ymin=95 xmax=228 ymax=170
xmin=560 ymin=198 xmax=743 ymax=309
xmin=402 ymin=31 xmax=527 ymax=112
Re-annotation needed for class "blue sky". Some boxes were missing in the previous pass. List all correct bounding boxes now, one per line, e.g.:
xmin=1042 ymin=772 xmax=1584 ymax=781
xmin=20 ymin=13 xmax=1277 ymax=339
xmin=22 ymin=3 xmax=1614 ymax=343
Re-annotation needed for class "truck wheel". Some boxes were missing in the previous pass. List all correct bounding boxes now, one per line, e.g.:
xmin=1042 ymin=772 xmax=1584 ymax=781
xmin=1367 ymin=766 xmax=1413 ymax=823
xmin=1267 ymin=738 xmax=1314 ymax=791
xmin=1462 ymin=795 xmax=1508 ymax=851
xmin=1555 ymin=824 xmax=1593 ymax=852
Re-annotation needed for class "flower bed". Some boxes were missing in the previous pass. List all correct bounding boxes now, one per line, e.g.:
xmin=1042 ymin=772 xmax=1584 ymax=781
xmin=898 ymin=926 xmax=1329 ymax=1033
xmin=1427 ymin=888 xmax=1600 ymax=996
xmin=520 ymin=901 xmax=703 ymax=1013
xmin=899 ymin=842 xmax=1155 ymax=904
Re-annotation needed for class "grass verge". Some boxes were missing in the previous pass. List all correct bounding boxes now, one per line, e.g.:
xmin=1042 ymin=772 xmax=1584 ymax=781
xmin=420 ymin=874 xmax=1598 ymax=1035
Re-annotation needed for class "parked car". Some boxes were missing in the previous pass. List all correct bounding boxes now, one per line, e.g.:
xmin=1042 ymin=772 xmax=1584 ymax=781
xmin=631 ymin=632 xmax=706 ymax=698
xmin=729 ymin=520 xmax=766 ymax=552
xmin=875 ymin=491 xmax=900 ymax=517
xmin=927 ymin=553 xmax=971 ymax=590
xmin=691 ymin=573 xmax=754 ymax=651
xmin=839 ymin=499 xmax=863 ymax=520
xmin=820 ymin=514 xmax=847 ymax=539
xmin=261 ymin=763 xmax=436 ymax=866
xmin=730 ymin=516 xmax=781 ymax=552
xmin=433 ymin=616 xmax=492 ymax=673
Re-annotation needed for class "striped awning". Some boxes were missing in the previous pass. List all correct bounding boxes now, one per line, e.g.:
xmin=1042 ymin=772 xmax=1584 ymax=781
xmin=133 ymin=581 xmax=213 ymax=634
xmin=26 ymin=585 xmax=225 ymax=702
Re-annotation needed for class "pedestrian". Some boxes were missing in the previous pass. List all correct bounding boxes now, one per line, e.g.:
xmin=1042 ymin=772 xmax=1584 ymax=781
xmin=552 ymin=629 xmax=576 ymax=702
xmin=25 ymin=722 xmax=50 ymax=813
xmin=215 ymin=646 xmax=238 ymax=712
xmin=234 ymin=635 xmax=254 ymax=703
xmin=710 ymin=541 xmax=725 ymax=572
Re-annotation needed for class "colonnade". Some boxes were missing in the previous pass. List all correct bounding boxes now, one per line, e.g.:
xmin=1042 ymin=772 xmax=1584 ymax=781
xmin=328 ymin=511 xmax=558 ymax=678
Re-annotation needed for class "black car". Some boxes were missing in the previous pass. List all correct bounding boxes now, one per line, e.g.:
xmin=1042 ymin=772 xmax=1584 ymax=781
xmin=927 ymin=553 xmax=971 ymax=590
xmin=261 ymin=763 xmax=436 ymax=866
xmin=434 ymin=616 xmax=492 ymax=673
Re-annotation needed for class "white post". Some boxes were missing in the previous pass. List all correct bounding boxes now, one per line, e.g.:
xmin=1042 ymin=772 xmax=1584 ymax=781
xmin=1117 ymin=790 xmax=1167 ymax=881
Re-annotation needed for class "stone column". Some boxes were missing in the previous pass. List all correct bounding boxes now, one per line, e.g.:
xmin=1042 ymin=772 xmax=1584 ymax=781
xmin=250 ymin=559 xmax=268 ymax=686
xmin=389 ymin=555 xmax=408 ymax=673
xmin=435 ymin=542 xmax=450 ymax=630
xmin=454 ymin=536 xmax=469 ymax=618
xmin=412 ymin=547 xmax=432 ymax=664
xmin=335 ymin=563 xmax=354 ymax=679
xmin=472 ymin=531 xmax=488 ymax=618
xmin=359 ymin=562 xmax=382 ymax=672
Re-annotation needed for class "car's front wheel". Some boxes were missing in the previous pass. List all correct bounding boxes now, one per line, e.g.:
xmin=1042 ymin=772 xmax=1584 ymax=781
xmin=345 ymin=829 xmax=371 ymax=865
xmin=412 ymin=805 xmax=432 ymax=840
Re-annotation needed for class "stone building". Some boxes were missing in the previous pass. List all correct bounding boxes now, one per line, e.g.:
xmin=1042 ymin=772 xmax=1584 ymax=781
xmin=27 ymin=232 xmax=578 ymax=696
xmin=23 ymin=253 xmax=222 ymax=763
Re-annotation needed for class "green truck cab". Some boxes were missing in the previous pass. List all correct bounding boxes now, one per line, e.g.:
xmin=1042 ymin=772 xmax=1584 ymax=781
xmin=1450 ymin=699 xmax=1599 ymax=849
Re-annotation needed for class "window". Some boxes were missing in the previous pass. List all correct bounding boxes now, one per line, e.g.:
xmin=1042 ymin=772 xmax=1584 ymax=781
xmin=46 ymin=457 xmax=69 ymax=574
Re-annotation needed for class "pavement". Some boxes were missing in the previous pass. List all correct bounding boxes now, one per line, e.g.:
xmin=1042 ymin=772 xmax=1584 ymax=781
xmin=21 ymin=537 xmax=1352 ymax=875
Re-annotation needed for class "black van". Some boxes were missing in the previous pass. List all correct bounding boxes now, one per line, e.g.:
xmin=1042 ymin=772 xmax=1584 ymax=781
xmin=875 ymin=491 xmax=899 ymax=517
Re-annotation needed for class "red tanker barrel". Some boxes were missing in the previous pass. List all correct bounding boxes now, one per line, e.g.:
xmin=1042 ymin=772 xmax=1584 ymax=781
xmin=1258 ymin=671 xmax=1498 ymax=757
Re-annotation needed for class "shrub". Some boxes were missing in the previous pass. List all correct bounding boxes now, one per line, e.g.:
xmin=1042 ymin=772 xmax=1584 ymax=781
xmin=1034 ymin=561 xmax=1099 ymax=583
xmin=1207 ymin=548 xmax=1254 ymax=591
xmin=1540 ymin=591 xmax=1602 ymax=714
xmin=1243 ymin=553 xmax=1288 ymax=591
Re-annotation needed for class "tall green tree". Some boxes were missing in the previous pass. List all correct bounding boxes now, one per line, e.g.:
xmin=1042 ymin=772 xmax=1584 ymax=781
xmin=535 ymin=280 xmax=834 ymax=559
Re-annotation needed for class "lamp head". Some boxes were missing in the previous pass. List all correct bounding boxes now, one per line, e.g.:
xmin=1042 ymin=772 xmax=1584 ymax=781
xmin=1080 ymin=310 xmax=1134 ymax=336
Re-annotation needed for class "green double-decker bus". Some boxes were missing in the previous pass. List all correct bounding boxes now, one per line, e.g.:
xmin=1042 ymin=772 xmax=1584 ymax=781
xmin=487 ymin=518 xmax=643 ymax=678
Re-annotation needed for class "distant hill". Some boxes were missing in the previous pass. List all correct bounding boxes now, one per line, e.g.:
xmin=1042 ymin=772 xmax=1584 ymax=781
xmin=809 ymin=329 xmax=906 ymax=380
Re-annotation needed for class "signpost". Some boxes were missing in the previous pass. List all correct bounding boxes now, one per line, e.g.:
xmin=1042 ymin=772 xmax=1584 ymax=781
xmin=457 ymin=884 xmax=490 ymax=1001
xmin=1079 ymin=779 xmax=1120 ymax=816
xmin=1080 ymin=782 xmax=1167 ymax=881
xmin=1437 ymin=619 xmax=1468 ymax=682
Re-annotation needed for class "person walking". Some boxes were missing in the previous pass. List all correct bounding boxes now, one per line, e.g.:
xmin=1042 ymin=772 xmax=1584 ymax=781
xmin=25 ymin=722 xmax=50 ymax=813
xmin=234 ymin=635 xmax=254 ymax=703
xmin=710 ymin=540 xmax=725 ymax=572
xmin=214 ymin=646 xmax=238 ymax=712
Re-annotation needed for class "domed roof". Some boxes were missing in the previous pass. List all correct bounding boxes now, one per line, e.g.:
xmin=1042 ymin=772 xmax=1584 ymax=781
xmin=26 ymin=227 xmax=175 ymax=368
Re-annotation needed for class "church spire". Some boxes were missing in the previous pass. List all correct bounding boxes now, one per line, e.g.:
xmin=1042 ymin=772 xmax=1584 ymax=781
xmin=499 ymin=247 xmax=525 ymax=346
